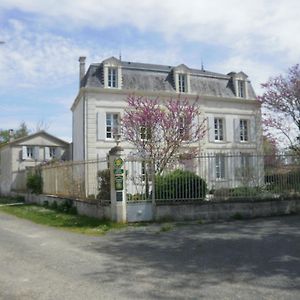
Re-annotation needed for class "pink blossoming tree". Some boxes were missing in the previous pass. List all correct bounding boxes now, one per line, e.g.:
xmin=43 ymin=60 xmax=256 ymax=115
xmin=121 ymin=95 xmax=207 ymax=174
xmin=258 ymin=64 xmax=300 ymax=153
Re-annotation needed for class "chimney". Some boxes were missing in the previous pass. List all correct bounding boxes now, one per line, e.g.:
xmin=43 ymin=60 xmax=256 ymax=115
xmin=78 ymin=56 xmax=86 ymax=88
xmin=9 ymin=129 xmax=14 ymax=142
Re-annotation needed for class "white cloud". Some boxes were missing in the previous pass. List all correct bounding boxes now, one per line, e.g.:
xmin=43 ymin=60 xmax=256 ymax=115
xmin=1 ymin=0 xmax=300 ymax=64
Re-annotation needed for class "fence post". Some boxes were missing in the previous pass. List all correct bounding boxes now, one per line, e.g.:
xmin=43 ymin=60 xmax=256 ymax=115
xmin=109 ymin=145 xmax=127 ymax=223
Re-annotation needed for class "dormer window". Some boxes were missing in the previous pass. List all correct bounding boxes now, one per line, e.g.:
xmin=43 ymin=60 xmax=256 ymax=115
xmin=108 ymin=67 xmax=117 ymax=88
xmin=238 ymin=80 xmax=245 ymax=98
xmin=228 ymin=71 xmax=248 ymax=99
xmin=173 ymin=64 xmax=190 ymax=94
xmin=178 ymin=74 xmax=187 ymax=93
xmin=103 ymin=57 xmax=122 ymax=89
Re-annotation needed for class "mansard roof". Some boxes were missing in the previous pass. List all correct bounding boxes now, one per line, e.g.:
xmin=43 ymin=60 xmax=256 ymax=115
xmin=80 ymin=59 xmax=256 ymax=99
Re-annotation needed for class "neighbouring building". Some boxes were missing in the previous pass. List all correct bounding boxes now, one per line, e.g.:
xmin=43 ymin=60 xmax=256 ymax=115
xmin=0 ymin=131 xmax=70 ymax=195
xmin=71 ymin=56 xmax=263 ymax=190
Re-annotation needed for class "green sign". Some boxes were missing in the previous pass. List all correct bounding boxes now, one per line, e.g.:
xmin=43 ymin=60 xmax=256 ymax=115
xmin=114 ymin=168 xmax=124 ymax=175
xmin=114 ymin=157 xmax=123 ymax=168
xmin=115 ymin=176 xmax=123 ymax=190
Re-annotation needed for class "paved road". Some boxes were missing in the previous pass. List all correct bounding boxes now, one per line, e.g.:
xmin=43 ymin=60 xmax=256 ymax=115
xmin=1 ymin=212 xmax=300 ymax=300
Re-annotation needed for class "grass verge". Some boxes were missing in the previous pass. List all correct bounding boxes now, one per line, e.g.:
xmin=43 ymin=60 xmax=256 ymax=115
xmin=0 ymin=204 xmax=126 ymax=235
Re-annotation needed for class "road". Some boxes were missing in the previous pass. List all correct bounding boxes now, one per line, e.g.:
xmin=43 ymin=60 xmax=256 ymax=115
xmin=0 ymin=211 xmax=300 ymax=299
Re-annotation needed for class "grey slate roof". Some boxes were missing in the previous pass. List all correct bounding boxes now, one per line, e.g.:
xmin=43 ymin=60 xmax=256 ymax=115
xmin=80 ymin=59 xmax=256 ymax=99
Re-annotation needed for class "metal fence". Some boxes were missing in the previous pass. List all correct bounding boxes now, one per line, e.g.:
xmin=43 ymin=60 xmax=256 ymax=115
xmin=38 ymin=153 xmax=300 ymax=203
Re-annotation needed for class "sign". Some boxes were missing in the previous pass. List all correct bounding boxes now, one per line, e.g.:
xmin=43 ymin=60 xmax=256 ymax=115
xmin=116 ymin=191 xmax=123 ymax=202
xmin=115 ymin=176 xmax=123 ymax=190
xmin=114 ymin=157 xmax=123 ymax=168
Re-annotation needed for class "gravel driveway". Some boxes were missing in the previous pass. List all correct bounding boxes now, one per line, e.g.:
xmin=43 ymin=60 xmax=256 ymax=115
xmin=0 ymin=211 xmax=300 ymax=299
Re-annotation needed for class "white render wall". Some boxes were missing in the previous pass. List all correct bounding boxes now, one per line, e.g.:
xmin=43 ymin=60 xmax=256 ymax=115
xmin=72 ymin=96 xmax=85 ymax=161
xmin=74 ymin=89 xmax=263 ymax=161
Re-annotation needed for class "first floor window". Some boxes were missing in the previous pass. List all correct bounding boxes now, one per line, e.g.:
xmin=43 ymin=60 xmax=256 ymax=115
xmin=214 ymin=118 xmax=224 ymax=141
xmin=49 ymin=147 xmax=56 ymax=158
xmin=106 ymin=113 xmax=119 ymax=139
xmin=27 ymin=147 xmax=34 ymax=159
xmin=240 ymin=119 xmax=249 ymax=142
xmin=216 ymin=154 xmax=225 ymax=179
xmin=140 ymin=126 xmax=152 ymax=141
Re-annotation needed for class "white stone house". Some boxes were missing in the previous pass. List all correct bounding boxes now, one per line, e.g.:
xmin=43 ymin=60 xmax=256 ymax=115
xmin=0 ymin=131 xmax=70 ymax=195
xmin=71 ymin=56 xmax=263 ymax=190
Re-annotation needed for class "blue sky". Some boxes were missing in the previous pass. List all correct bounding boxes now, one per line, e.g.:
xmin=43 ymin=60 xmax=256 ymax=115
xmin=0 ymin=0 xmax=300 ymax=142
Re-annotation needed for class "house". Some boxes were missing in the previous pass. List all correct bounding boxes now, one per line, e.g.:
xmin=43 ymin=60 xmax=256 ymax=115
xmin=0 ymin=131 xmax=70 ymax=195
xmin=71 ymin=56 xmax=263 ymax=189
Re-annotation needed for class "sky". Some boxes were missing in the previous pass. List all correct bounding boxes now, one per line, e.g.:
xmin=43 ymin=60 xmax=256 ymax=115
xmin=0 ymin=0 xmax=300 ymax=142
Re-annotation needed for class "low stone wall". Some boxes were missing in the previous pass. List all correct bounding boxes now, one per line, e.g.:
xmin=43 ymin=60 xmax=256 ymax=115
xmin=155 ymin=198 xmax=300 ymax=222
xmin=25 ymin=194 xmax=111 ymax=220
xmin=20 ymin=193 xmax=300 ymax=223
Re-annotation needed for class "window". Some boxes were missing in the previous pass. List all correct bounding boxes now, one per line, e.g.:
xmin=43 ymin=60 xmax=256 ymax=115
xmin=140 ymin=126 xmax=151 ymax=141
xmin=49 ymin=147 xmax=56 ymax=158
xmin=240 ymin=153 xmax=251 ymax=178
xmin=108 ymin=68 xmax=117 ymax=88
xmin=214 ymin=118 xmax=224 ymax=141
xmin=216 ymin=154 xmax=225 ymax=179
xmin=238 ymin=80 xmax=245 ymax=98
xmin=179 ymin=116 xmax=190 ymax=140
xmin=178 ymin=74 xmax=186 ymax=93
xmin=240 ymin=119 xmax=248 ymax=142
xmin=26 ymin=147 xmax=34 ymax=159
xmin=106 ymin=113 xmax=119 ymax=139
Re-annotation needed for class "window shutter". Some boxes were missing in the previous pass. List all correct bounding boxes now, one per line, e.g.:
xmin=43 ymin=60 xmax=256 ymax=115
xmin=97 ymin=112 xmax=106 ymax=140
xmin=34 ymin=146 xmax=39 ymax=160
xmin=22 ymin=146 xmax=27 ymax=160
xmin=55 ymin=147 xmax=62 ymax=159
xmin=250 ymin=119 xmax=256 ymax=143
xmin=208 ymin=116 xmax=215 ymax=142
xmin=233 ymin=118 xmax=240 ymax=143
xmin=45 ymin=147 xmax=50 ymax=160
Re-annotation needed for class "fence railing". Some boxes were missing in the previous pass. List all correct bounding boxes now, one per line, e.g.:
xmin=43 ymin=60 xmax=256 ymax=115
xmin=35 ymin=153 xmax=300 ymax=203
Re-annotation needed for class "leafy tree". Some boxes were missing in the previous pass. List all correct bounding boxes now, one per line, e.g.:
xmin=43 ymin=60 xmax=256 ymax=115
xmin=259 ymin=64 xmax=300 ymax=153
xmin=121 ymin=95 xmax=207 ymax=174
xmin=0 ymin=122 xmax=30 ymax=145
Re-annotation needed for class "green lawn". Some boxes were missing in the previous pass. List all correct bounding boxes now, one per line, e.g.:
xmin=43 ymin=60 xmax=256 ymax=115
xmin=0 ymin=204 xmax=127 ymax=235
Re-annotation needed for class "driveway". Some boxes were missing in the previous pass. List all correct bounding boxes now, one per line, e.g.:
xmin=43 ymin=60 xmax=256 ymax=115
xmin=0 ymin=211 xmax=300 ymax=299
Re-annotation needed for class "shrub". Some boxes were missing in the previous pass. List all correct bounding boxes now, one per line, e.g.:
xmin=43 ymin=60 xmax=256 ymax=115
xmin=97 ymin=169 xmax=111 ymax=200
xmin=26 ymin=171 xmax=43 ymax=194
xmin=155 ymin=169 xmax=207 ymax=200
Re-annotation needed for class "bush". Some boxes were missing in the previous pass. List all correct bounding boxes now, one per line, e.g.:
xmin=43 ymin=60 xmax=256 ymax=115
xmin=155 ymin=170 xmax=207 ymax=200
xmin=97 ymin=169 xmax=111 ymax=200
xmin=26 ymin=171 xmax=43 ymax=194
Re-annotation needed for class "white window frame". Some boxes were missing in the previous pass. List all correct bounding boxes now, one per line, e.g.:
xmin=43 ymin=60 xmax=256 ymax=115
xmin=238 ymin=80 xmax=245 ymax=98
xmin=106 ymin=113 xmax=120 ymax=139
xmin=140 ymin=126 xmax=151 ymax=141
xmin=49 ymin=147 xmax=56 ymax=158
xmin=216 ymin=154 xmax=226 ymax=180
xmin=240 ymin=119 xmax=249 ymax=142
xmin=108 ymin=67 xmax=117 ymax=88
xmin=26 ymin=146 xmax=34 ymax=159
xmin=214 ymin=118 xmax=224 ymax=141
xmin=178 ymin=74 xmax=187 ymax=93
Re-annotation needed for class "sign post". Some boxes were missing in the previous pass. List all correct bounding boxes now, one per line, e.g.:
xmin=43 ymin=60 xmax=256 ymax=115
xmin=109 ymin=146 xmax=126 ymax=223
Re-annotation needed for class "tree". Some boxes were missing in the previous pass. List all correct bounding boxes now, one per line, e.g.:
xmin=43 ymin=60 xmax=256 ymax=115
xmin=0 ymin=122 xmax=30 ymax=145
xmin=121 ymin=95 xmax=207 ymax=174
xmin=259 ymin=64 xmax=300 ymax=154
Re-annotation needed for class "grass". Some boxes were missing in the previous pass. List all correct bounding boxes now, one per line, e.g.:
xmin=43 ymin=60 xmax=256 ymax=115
xmin=0 ymin=204 xmax=126 ymax=235
xmin=0 ymin=196 xmax=25 ymax=205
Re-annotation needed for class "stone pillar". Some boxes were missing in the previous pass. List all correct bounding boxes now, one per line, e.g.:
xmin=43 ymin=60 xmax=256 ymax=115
xmin=109 ymin=146 xmax=127 ymax=223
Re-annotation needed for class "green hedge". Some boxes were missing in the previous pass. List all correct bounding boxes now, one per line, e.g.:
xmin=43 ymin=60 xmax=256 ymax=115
xmin=155 ymin=170 xmax=207 ymax=200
